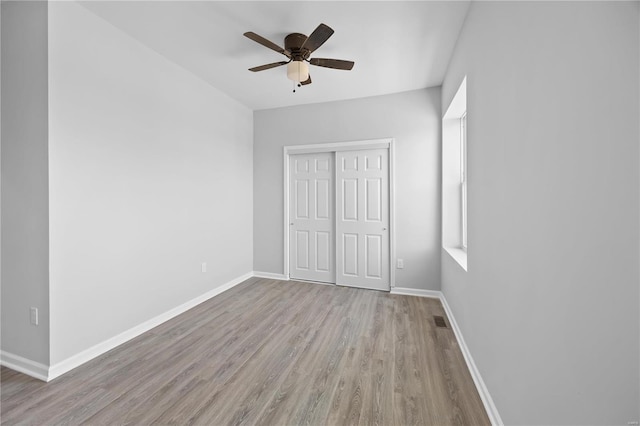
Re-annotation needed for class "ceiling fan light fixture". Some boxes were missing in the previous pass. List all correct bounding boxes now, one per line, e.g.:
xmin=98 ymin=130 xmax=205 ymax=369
xmin=287 ymin=60 xmax=309 ymax=83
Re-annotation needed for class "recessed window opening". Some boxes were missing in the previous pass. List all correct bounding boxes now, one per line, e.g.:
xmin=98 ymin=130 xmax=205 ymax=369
xmin=442 ymin=76 xmax=467 ymax=270
xmin=460 ymin=111 xmax=467 ymax=251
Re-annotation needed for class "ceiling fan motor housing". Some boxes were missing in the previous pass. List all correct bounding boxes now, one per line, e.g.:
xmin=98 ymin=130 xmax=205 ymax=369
xmin=284 ymin=33 xmax=310 ymax=60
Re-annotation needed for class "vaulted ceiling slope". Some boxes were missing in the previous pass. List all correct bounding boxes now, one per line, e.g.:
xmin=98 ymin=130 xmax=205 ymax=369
xmin=79 ymin=1 xmax=470 ymax=111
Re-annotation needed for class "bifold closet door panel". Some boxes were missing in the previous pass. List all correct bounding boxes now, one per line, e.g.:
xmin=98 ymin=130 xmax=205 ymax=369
xmin=335 ymin=149 xmax=390 ymax=291
xmin=289 ymin=152 xmax=335 ymax=283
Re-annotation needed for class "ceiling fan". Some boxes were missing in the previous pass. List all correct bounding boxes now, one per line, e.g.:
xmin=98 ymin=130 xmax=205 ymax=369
xmin=244 ymin=23 xmax=355 ymax=91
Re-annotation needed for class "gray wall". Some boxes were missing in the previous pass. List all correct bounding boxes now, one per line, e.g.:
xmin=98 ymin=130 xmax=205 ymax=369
xmin=0 ymin=1 xmax=50 ymax=365
xmin=254 ymin=88 xmax=441 ymax=290
xmin=47 ymin=2 xmax=253 ymax=364
xmin=441 ymin=1 xmax=640 ymax=424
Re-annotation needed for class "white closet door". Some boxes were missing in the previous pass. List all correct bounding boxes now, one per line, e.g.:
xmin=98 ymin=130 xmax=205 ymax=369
xmin=289 ymin=153 xmax=335 ymax=283
xmin=336 ymin=149 xmax=390 ymax=291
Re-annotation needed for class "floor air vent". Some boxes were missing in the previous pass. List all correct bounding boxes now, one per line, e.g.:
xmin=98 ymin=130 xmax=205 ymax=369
xmin=433 ymin=315 xmax=447 ymax=328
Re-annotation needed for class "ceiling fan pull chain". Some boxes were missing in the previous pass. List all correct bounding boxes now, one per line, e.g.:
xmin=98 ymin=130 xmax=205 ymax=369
xmin=293 ymin=80 xmax=296 ymax=93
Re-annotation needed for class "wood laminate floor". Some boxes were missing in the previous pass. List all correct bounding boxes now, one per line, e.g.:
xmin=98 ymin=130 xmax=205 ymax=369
xmin=1 ymin=278 xmax=490 ymax=425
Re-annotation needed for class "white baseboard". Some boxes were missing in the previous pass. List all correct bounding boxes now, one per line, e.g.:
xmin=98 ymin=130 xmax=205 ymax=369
xmin=252 ymin=271 xmax=288 ymax=281
xmin=390 ymin=287 xmax=442 ymax=299
xmin=0 ymin=351 xmax=49 ymax=381
xmin=47 ymin=271 xmax=253 ymax=381
xmin=439 ymin=295 xmax=504 ymax=426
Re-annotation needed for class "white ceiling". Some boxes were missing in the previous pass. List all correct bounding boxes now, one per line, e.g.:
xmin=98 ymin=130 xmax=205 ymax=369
xmin=79 ymin=1 xmax=470 ymax=111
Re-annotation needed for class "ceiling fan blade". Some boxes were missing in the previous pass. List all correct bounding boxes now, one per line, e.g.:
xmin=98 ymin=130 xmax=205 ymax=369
xmin=244 ymin=32 xmax=290 ymax=57
xmin=300 ymin=75 xmax=312 ymax=85
xmin=301 ymin=24 xmax=334 ymax=54
xmin=309 ymin=58 xmax=355 ymax=70
xmin=248 ymin=61 xmax=289 ymax=72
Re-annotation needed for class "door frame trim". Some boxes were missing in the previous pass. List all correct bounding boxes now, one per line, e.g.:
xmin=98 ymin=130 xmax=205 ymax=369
xmin=283 ymin=138 xmax=396 ymax=289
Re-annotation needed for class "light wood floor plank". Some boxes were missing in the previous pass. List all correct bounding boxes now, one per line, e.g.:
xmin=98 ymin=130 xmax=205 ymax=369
xmin=1 ymin=278 xmax=490 ymax=425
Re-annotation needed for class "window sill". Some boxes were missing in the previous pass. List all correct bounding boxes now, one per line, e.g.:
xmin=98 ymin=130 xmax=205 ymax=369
xmin=444 ymin=247 xmax=467 ymax=271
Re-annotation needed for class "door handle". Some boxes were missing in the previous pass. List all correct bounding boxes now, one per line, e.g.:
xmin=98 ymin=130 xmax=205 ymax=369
xmin=290 ymin=223 xmax=294 ymax=226
xmin=383 ymin=228 xmax=387 ymax=231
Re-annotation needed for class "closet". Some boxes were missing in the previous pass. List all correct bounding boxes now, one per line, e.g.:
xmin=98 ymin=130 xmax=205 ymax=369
xmin=286 ymin=140 xmax=392 ymax=291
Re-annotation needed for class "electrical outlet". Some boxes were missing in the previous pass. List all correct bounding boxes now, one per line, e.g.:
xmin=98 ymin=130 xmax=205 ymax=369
xmin=30 ymin=307 xmax=38 ymax=326
xmin=201 ymin=262 xmax=207 ymax=273
xmin=397 ymin=259 xmax=404 ymax=269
